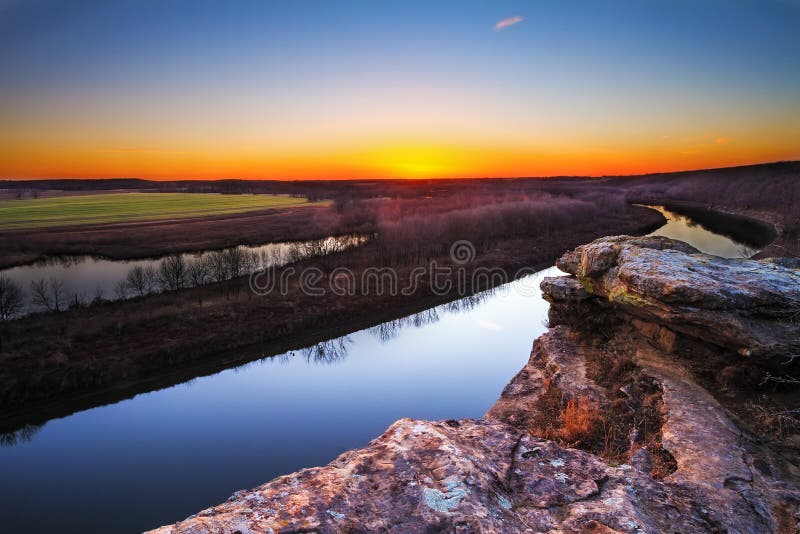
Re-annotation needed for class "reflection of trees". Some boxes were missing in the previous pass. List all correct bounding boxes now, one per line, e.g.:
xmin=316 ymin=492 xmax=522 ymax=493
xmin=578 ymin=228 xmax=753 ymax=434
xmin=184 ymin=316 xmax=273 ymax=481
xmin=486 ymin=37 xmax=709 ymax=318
xmin=274 ymin=352 xmax=294 ymax=365
xmin=368 ymin=321 xmax=401 ymax=342
xmin=259 ymin=234 xmax=369 ymax=269
xmin=292 ymin=291 xmax=489 ymax=358
xmin=0 ymin=423 xmax=46 ymax=447
xmin=368 ymin=308 xmax=442 ymax=342
xmin=301 ymin=337 xmax=352 ymax=364
xmin=367 ymin=286 xmax=500 ymax=342
xmin=31 ymin=255 xmax=89 ymax=268
xmin=656 ymin=206 xmax=769 ymax=250
xmin=7 ymin=235 xmax=372 ymax=317
xmin=443 ymin=289 xmax=496 ymax=313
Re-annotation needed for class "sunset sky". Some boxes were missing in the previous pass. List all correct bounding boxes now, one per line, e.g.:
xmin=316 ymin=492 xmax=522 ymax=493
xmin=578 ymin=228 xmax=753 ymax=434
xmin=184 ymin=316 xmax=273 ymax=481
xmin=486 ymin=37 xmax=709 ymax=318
xmin=1 ymin=0 xmax=798 ymax=180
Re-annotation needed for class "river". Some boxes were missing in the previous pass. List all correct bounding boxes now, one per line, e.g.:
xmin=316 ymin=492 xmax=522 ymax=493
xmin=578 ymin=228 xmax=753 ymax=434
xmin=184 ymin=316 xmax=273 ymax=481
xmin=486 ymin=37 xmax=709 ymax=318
xmin=0 ymin=235 xmax=366 ymax=315
xmin=0 ymin=206 xmax=763 ymax=532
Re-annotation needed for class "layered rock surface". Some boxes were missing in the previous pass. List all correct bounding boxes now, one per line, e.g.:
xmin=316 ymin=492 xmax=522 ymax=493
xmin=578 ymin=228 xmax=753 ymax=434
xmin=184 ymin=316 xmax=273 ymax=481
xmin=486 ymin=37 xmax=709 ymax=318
xmin=552 ymin=235 xmax=800 ymax=359
xmin=151 ymin=237 xmax=799 ymax=534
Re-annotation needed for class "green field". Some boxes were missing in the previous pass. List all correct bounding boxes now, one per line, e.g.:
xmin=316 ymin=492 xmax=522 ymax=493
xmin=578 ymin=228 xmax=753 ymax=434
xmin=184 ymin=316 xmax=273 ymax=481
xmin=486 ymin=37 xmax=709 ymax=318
xmin=0 ymin=192 xmax=325 ymax=230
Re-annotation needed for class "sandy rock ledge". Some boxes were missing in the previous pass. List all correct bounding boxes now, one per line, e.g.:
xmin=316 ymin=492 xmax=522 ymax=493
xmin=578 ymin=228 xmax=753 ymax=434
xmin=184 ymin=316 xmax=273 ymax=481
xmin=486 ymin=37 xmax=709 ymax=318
xmin=150 ymin=236 xmax=800 ymax=533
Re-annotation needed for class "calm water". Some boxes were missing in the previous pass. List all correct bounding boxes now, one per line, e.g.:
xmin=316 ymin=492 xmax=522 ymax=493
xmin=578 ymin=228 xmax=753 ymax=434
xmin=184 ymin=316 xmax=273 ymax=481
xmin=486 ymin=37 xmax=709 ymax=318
xmin=0 ymin=208 xmax=760 ymax=533
xmin=1 ymin=235 xmax=365 ymax=315
xmin=647 ymin=205 xmax=759 ymax=258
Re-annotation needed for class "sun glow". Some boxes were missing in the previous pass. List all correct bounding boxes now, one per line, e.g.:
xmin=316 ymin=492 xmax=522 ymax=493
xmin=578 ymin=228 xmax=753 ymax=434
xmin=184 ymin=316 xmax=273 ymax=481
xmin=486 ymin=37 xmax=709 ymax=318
xmin=1 ymin=132 xmax=797 ymax=180
xmin=0 ymin=1 xmax=797 ymax=180
xmin=360 ymin=146 xmax=460 ymax=179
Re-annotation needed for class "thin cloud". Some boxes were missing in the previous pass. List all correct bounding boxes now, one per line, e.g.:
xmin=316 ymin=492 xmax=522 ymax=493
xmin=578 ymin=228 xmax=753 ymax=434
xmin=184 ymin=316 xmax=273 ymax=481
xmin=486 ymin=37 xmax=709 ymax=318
xmin=476 ymin=319 xmax=504 ymax=332
xmin=495 ymin=16 xmax=524 ymax=31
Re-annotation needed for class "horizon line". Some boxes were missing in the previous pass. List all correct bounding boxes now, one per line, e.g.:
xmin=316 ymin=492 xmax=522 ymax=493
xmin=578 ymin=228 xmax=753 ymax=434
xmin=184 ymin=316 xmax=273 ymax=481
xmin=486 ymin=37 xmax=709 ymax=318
xmin=0 ymin=160 xmax=797 ymax=184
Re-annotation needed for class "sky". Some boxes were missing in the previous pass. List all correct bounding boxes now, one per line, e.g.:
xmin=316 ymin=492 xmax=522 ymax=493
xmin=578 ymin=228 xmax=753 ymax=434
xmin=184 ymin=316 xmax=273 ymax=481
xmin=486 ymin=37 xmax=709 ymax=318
xmin=0 ymin=0 xmax=798 ymax=180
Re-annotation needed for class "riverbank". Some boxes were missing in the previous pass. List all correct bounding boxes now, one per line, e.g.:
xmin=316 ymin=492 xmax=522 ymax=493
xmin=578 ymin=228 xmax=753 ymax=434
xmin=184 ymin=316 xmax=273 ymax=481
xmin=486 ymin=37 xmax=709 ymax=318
xmin=660 ymin=200 xmax=798 ymax=260
xmin=618 ymin=160 xmax=800 ymax=258
xmin=4 ymin=161 xmax=796 ymax=270
xmin=0 ymin=205 xmax=665 ymax=427
xmin=150 ymin=236 xmax=800 ymax=533
xmin=0 ymin=203 xmax=351 ymax=269
xmin=0 ymin=200 xmax=785 ymax=532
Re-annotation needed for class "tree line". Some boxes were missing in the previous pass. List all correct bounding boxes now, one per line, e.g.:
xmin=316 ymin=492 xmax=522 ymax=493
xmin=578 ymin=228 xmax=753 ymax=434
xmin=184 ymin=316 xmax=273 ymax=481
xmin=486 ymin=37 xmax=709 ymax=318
xmin=0 ymin=237 xmax=365 ymax=324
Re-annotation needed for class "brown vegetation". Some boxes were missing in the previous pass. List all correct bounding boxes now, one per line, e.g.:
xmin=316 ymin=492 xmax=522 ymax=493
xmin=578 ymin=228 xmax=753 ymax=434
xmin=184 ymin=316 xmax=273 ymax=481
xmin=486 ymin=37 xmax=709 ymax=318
xmin=0 ymin=161 xmax=795 ymax=435
xmin=524 ymin=303 xmax=678 ymax=477
xmin=559 ymin=397 xmax=600 ymax=442
xmin=617 ymin=161 xmax=800 ymax=257
xmin=0 ymin=199 xmax=663 ymax=429
xmin=0 ymin=204 xmax=364 ymax=269
xmin=664 ymin=327 xmax=800 ymax=454
xmin=529 ymin=352 xmax=676 ymax=478
xmin=3 ymin=161 xmax=796 ymax=268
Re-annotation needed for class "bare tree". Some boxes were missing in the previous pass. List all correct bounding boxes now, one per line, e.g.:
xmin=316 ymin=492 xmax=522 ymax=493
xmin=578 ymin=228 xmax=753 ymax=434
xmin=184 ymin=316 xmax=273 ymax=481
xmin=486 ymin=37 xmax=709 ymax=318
xmin=284 ymin=243 xmax=304 ymax=264
xmin=158 ymin=254 xmax=187 ymax=291
xmin=224 ymin=247 xmax=246 ymax=279
xmin=266 ymin=246 xmax=286 ymax=267
xmin=242 ymin=250 xmax=260 ymax=275
xmin=92 ymin=284 xmax=105 ymax=304
xmin=187 ymin=257 xmax=209 ymax=287
xmin=125 ymin=266 xmax=149 ymax=297
xmin=303 ymin=237 xmax=339 ymax=258
xmin=51 ymin=279 xmax=67 ymax=311
xmin=0 ymin=275 xmax=25 ymax=349
xmin=29 ymin=280 xmax=48 ymax=310
xmin=143 ymin=265 xmax=158 ymax=294
xmin=0 ymin=275 xmax=24 ymax=323
xmin=69 ymin=292 xmax=87 ymax=309
xmin=30 ymin=278 xmax=66 ymax=312
xmin=207 ymin=250 xmax=229 ymax=283
xmin=114 ymin=280 xmax=129 ymax=300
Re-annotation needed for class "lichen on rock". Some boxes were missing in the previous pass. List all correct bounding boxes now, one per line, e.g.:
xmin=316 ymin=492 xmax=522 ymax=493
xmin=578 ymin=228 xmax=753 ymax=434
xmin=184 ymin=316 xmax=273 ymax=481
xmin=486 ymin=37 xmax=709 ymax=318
xmin=547 ymin=235 xmax=800 ymax=361
xmin=149 ymin=236 xmax=800 ymax=534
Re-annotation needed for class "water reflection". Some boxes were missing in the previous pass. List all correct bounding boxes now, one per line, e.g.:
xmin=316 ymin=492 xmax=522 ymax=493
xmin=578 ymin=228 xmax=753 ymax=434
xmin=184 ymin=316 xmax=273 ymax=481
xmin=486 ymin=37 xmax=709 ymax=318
xmin=367 ymin=290 xmax=501 ymax=343
xmin=0 ymin=423 xmax=45 ymax=447
xmin=0 ymin=267 xmax=558 ymax=533
xmin=0 ymin=208 xmax=764 ymax=533
xmin=646 ymin=205 xmax=760 ymax=258
xmin=299 ymin=337 xmax=353 ymax=365
xmin=1 ymin=234 xmax=367 ymax=315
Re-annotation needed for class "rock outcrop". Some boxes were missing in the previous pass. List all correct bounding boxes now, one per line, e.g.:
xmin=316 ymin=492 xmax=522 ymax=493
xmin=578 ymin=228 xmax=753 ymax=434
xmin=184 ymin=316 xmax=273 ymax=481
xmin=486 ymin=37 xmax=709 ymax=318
xmin=150 ymin=236 xmax=800 ymax=534
xmin=552 ymin=235 xmax=800 ymax=360
xmin=148 ymin=415 xmax=793 ymax=533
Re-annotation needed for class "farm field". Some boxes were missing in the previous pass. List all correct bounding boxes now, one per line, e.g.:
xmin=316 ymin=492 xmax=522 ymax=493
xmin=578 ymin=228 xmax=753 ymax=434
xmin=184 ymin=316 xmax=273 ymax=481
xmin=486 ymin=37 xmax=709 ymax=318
xmin=0 ymin=192 xmax=324 ymax=230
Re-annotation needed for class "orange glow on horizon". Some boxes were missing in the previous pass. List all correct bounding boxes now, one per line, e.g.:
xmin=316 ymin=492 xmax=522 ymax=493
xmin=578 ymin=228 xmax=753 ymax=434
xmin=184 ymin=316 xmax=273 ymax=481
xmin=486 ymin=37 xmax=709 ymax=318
xmin=1 ymin=132 xmax=797 ymax=181
xmin=2 ymin=1 xmax=798 ymax=182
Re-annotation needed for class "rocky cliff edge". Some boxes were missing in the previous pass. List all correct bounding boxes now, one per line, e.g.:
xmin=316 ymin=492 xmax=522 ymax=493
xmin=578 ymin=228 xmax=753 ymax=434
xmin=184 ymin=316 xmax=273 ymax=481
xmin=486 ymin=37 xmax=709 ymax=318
xmin=150 ymin=236 xmax=800 ymax=533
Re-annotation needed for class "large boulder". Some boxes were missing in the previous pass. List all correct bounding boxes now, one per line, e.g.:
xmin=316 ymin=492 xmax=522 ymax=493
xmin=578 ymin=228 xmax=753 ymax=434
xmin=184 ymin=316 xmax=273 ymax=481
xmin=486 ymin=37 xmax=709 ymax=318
xmin=545 ymin=235 xmax=800 ymax=359
xmin=149 ymin=235 xmax=800 ymax=534
xmin=150 ymin=328 xmax=798 ymax=534
xmin=148 ymin=418 xmax=785 ymax=534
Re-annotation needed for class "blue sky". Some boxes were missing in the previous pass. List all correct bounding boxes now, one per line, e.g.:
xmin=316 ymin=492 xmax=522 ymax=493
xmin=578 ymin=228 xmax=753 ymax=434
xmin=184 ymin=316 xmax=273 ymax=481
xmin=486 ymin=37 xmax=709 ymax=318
xmin=1 ymin=0 xmax=798 ymax=178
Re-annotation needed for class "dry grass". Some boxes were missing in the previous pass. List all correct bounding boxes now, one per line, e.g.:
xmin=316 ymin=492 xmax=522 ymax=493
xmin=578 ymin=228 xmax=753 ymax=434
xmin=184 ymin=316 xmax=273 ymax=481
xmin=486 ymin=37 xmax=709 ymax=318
xmin=531 ymin=382 xmax=612 ymax=456
xmin=532 ymin=386 xmax=675 ymax=476
xmin=529 ymin=339 xmax=677 ymax=477
xmin=745 ymin=399 xmax=800 ymax=438
xmin=559 ymin=397 xmax=601 ymax=442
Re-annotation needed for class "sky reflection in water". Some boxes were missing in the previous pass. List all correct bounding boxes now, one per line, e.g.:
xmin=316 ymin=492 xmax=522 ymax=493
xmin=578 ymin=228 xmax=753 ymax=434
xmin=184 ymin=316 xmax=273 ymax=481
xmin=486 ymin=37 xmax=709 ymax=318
xmin=0 ymin=207 xmax=760 ymax=533
xmin=0 ymin=270 xmax=555 ymax=533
